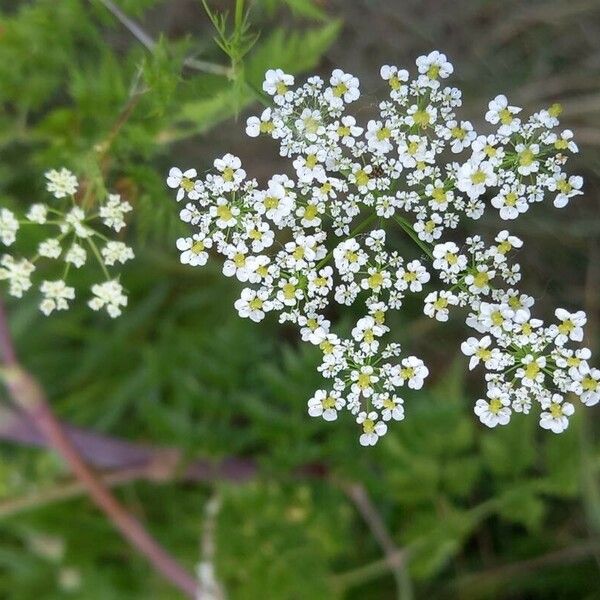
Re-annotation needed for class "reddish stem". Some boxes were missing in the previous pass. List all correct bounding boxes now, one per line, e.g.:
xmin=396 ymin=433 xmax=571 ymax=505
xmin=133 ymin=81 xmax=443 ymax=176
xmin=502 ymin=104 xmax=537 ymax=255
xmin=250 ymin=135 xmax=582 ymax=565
xmin=0 ymin=300 xmax=197 ymax=598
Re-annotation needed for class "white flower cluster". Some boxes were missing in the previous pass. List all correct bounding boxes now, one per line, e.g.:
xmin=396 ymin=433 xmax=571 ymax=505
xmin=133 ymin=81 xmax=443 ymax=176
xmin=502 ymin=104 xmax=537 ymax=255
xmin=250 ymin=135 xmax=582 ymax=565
xmin=167 ymin=51 xmax=595 ymax=444
xmin=0 ymin=169 xmax=133 ymax=317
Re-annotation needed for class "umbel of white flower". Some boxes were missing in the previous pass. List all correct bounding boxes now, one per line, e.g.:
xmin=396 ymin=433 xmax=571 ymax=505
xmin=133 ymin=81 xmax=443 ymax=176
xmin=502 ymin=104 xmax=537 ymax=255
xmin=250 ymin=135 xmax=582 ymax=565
xmin=167 ymin=51 xmax=597 ymax=445
xmin=0 ymin=169 xmax=133 ymax=318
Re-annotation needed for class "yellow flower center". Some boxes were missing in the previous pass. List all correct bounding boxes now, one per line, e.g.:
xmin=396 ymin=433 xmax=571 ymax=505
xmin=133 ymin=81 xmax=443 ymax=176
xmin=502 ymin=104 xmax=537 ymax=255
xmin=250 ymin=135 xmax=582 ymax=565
xmin=249 ymin=297 xmax=263 ymax=310
xmin=323 ymin=395 xmax=337 ymax=409
xmin=191 ymin=240 xmax=205 ymax=253
xmin=451 ymin=126 xmax=465 ymax=140
xmin=320 ymin=340 xmax=334 ymax=354
xmin=305 ymin=154 xmax=318 ymax=169
xmin=434 ymin=297 xmax=448 ymax=310
xmin=558 ymin=320 xmax=574 ymax=335
xmin=355 ymin=169 xmax=370 ymax=187
xmin=259 ymin=121 xmax=274 ymax=134
xmin=181 ymin=177 xmax=195 ymax=192
xmin=476 ymin=348 xmax=492 ymax=361
xmin=555 ymin=138 xmax=568 ymax=150
xmin=282 ymin=283 xmax=296 ymax=300
xmin=264 ymin=196 xmax=279 ymax=210
xmin=471 ymin=169 xmax=487 ymax=185
xmin=401 ymin=367 xmax=415 ymax=380
xmin=333 ymin=82 xmax=348 ymax=97
xmin=303 ymin=204 xmax=318 ymax=221
xmin=582 ymin=376 xmax=598 ymax=392
xmin=548 ymin=103 xmax=563 ymax=117
xmin=357 ymin=373 xmax=372 ymax=389
xmin=368 ymin=272 xmax=384 ymax=289
xmin=362 ymin=418 xmax=375 ymax=433
xmin=497 ymin=241 xmax=512 ymax=254
xmin=484 ymin=144 xmax=497 ymax=157
xmin=524 ymin=361 xmax=540 ymax=380
xmin=216 ymin=205 xmax=233 ymax=222
xmin=557 ymin=179 xmax=572 ymax=193
xmin=473 ymin=271 xmax=490 ymax=288
xmin=489 ymin=397 xmax=503 ymax=413
xmin=432 ymin=188 xmax=446 ymax=203
xmin=412 ymin=110 xmax=431 ymax=128
xmin=491 ymin=311 xmax=504 ymax=327
xmin=234 ymin=253 xmax=246 ymax=268
xmin=408 ymin=141 xmax=420 ymax=155
xmin=304 ymin=117 xmax=319 ymax=134
xmin=427 ymin=64 xmax=440 ymax=79
xmin=549 ymin=403 xmax=563 ymax=418
xmin=384 ymin=397 xmax=396 ymax=410
xmin=376 ymin=126 xmax=391 ymax=141
xmin=499 ymin=108 xmax=513 ymax=125
xmin=519 ymin=148 xmax=535 ymax=167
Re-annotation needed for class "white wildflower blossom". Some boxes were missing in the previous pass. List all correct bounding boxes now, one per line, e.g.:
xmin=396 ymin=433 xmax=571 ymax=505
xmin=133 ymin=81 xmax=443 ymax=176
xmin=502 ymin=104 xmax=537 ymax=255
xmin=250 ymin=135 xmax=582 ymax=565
xmin=1 ymin=169 xmax=134 ymax=317
xmin=0 ymin=208 xmax=19 ymax=246
xmin=39 ymin=280 xmax=75 ymax=315
xmin=88 ymin=280 xmax=128 ymax=318
xmin=45 ymin=168 xmax=78 ymax=198
xmin=166 ymin=53 xmax=596 ymax=443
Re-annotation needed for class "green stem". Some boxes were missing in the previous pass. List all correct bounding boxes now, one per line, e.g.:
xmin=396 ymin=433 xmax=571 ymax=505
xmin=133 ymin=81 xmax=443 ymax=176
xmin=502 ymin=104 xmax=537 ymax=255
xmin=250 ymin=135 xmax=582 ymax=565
xmin=393 ymin=215 xmax=433 ymax=259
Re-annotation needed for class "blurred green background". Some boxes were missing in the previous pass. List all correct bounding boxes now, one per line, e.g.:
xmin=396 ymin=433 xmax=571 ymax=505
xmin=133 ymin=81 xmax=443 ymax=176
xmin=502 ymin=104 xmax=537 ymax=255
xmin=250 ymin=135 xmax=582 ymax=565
xmin=1 ymin=0 xmax=600 ymax=598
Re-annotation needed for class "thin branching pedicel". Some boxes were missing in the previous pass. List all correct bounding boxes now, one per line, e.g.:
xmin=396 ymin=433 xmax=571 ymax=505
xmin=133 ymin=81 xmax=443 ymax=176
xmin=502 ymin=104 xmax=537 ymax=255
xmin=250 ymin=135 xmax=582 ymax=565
xmin=0 ymin=169 xmax=133 ymax=317
xmin=167 ymin=51 xmax=598 ymax=444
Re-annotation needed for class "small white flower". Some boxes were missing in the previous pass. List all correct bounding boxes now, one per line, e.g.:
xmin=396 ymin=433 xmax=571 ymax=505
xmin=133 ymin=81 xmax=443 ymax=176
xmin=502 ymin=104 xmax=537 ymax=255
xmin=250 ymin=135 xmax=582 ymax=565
xmin=357 ymin=411 xmax=387 ymax=446
xmin=324 ymin=69 xmax=360 ymax=108
xmin=234 ymin=287 xmax=272 ymax=323
xmin=213 ymin=154 xmax=246 ymax=192
xmin=0 ymin=208 xmax=19 ymax=246
xmin=0 ymin=255 xmax=35 ymax=297
xmin=26 ymin=204 xmax=48 ymax=224
xmin=456 ymin=159 xmax=497 ymax=200
xmin=167 ymin=168 xmax=200 ymax=202
xmin=424 ymin=290 xmax=458 ymax=322
xmin=100 ymin=194 xmax=133 ymax=231
xmin=262 ymin=69 xmax=294 ymax=103
xmin=396 ymin=356 xmax=429 ymax=389
xmin=416 ymin=51 xmax=453 ymax=84
xmin=574 ymin=367 xmax=600 ymax=406
xmin=373 ymin=392 xmax=405 ymax=422
xmin=308 ymin=389 xmax=344 ymax=421
xmin=246 ymin=108 xmax=275 ymax=137
xmin=65 ymin=243 xmax=87 ymax=268
xmin=539 ymin=394 xmax=574 ymax=433
xmin=474 ymin=387 xmax=511 ymax=427
xmin=45 ymin=168 xmax=78 ymax=198
xmin=101 ymin=241 xmax=134 ymax=266
xmin=176 ymin=234 xmax=212 ymax=266
xmin=39 ymin=280 xmax=75 ymax=315
xmin=38 ymin=238 xmax=62 ymax=259
xmin=485 ymin=95 xmax=521 ymax=136
xmin=552 ymin=308 xmax=586 ymax=344
xmin=88 ymin=280 xmax=128 ymax=318
xmin=396 ymin=260 xmax=430 ymax=293
xmin=461 ymin=336 xmax=495 ymax=371
xmin=548 ymin=174 xmax=583 ymax=209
